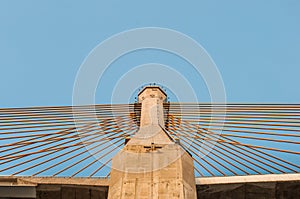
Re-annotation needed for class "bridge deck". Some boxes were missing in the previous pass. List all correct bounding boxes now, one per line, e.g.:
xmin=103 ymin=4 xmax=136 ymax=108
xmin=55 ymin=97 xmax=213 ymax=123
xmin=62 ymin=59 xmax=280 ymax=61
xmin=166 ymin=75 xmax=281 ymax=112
xmin=1 ymin=173 xmax=300 ymax=186
xmin=1 ymin=174 xmax=299 ymax=199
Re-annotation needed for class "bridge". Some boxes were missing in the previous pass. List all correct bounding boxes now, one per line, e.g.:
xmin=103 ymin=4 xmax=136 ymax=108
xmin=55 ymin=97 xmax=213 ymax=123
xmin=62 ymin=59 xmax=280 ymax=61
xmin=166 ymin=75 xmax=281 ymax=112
xmin=0 ymin=86 xmax=299 ymax=198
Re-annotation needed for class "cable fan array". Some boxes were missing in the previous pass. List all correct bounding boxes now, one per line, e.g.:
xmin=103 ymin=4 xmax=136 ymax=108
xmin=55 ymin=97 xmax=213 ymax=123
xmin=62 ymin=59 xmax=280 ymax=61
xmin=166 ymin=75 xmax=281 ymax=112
xmin=0 ymin=104 xmax=139 ymax=178
xmin=165 ymin=103 xmax=300 ymax=177
xmin=0 ymin=103 xmax=299 ymax=177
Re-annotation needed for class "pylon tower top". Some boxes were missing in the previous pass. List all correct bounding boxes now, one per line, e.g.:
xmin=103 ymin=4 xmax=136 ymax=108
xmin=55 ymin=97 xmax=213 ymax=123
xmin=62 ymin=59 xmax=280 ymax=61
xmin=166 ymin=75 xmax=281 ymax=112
xmin=137 ymin=86 xmax=167 ymax=103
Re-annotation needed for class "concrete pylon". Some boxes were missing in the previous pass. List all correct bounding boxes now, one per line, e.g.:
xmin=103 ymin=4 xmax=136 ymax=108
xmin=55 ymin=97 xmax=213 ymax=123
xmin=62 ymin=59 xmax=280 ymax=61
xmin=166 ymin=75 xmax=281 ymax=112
xmin=108 ymin=86 xmax=197 ymax=199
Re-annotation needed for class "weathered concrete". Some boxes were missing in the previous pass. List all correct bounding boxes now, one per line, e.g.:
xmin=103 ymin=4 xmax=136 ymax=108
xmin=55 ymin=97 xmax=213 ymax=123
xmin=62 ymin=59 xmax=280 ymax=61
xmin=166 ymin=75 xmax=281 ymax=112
xmin=2 ymin=174 xmax=299 ymax=187
xmin=108 ymin=86 xmax=197 ymax=198
xmin=0 ymin=176 xmax=109 ymax=199
xmin=196 ymin=181 xmax=300 ymax=199
xmin=15 ymin=177 xmax=109 ymax=186
xmin=36 ymin=184 xmax=108 ymax=199
xmin=0 ymin=186 xmax=36 ymax=198
xmin=0 ymin=176 xmax=300 ymax=198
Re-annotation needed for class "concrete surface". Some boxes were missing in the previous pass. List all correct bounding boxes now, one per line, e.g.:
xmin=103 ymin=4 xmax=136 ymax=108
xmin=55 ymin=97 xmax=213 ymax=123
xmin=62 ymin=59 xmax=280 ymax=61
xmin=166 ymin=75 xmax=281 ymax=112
xmin=1 ymin=176 xmax=299 ymax=198
xmin=108 ymin=86 xmax=197 ymax=198
xmin=196 ymin=181 xmax=300 ymax=199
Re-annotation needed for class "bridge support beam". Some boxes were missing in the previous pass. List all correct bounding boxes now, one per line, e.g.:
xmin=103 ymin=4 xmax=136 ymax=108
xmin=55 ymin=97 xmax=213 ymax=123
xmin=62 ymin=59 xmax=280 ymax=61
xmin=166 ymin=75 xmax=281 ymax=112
xmin=108 ymin=86 xmax=197 ymax=199
xmin=0 ymin=186 xmax=36 ymax=198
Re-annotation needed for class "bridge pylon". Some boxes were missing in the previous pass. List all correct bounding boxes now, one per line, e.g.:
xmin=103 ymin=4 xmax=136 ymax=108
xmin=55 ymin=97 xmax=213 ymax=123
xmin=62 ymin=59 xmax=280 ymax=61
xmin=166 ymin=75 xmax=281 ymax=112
xmin=108 ymin=86 xmax=197 ymax=198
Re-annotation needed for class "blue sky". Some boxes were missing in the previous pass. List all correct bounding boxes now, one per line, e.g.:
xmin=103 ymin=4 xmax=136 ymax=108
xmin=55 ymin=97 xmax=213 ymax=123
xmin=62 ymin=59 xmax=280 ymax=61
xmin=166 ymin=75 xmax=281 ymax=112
xmin=0 ymin=1 xmax=299 ymax=178
xmin=1 ymin=0 xmax=300 ymax=107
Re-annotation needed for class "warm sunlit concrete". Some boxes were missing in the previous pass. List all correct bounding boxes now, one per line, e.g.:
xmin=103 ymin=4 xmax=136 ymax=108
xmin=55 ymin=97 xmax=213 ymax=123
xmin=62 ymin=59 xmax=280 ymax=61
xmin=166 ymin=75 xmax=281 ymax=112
xmin=108 ymin=86 xmax=197 ymax=199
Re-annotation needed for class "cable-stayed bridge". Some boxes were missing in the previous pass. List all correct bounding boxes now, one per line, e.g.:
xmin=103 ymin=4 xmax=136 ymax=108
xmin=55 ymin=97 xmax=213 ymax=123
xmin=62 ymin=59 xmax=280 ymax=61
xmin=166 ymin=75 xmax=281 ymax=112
xmin=0 ymin=86 xmax=299 ymax=198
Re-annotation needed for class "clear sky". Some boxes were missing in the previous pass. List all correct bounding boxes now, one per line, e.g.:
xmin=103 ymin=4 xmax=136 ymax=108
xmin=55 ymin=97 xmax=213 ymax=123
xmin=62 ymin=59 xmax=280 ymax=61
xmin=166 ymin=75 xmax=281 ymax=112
xmin=0 ymin=1 xmax=299 ymax=178
xmin=1 ymin=0 xmax=300 ymax=107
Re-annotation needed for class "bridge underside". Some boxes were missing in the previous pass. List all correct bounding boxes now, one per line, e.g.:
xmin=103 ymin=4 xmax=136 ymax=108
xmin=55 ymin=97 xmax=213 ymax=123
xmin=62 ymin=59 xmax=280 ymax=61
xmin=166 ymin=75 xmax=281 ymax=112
xmin=0 ymin=97 xmax=299 ymax=198
xmin=1 ymin=174 xmax=299 ymax=199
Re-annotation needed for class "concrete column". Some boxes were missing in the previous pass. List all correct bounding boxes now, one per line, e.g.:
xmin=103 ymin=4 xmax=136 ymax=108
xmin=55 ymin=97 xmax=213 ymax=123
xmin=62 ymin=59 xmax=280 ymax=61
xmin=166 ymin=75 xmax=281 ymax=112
xmin=108 ymin=86 xmax=197 ymax=199
xmin=138 ymin=86 xmax=166 ymax=127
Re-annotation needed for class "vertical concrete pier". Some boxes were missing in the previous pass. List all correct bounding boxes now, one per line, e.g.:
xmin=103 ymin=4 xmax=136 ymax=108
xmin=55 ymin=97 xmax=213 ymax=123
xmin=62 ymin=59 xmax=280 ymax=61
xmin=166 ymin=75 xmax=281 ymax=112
xmin=108 ymin=86 xmax=197 ymax=199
